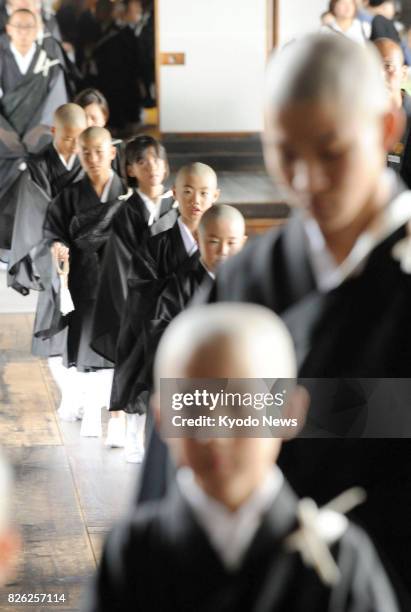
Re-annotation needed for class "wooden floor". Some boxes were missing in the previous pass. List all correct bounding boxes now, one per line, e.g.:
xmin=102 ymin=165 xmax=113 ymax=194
xmin=0 ymin=314 xmax=138 ymax=612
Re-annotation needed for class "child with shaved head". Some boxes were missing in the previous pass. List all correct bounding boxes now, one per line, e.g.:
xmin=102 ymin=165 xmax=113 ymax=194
xmin=88 ymin=304 xmax=398 ymax=612
xmin=109 ymin=164 xmax=221 ymax=461
xmin=6 ymin=103 xmax=87 ymax=418
xmin=42 ymin=126 xmax=127 ymax=435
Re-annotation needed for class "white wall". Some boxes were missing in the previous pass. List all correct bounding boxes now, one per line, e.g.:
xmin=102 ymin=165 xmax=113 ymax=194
xmin=278 ymin=0 xmax=329 ymax=46
xmin=158 ymin=0 xmax=267 ymax=133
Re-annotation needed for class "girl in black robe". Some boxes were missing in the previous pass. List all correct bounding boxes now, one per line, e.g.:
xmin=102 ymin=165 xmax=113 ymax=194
xmin=91 ymin=135 xmax=177 ymax=365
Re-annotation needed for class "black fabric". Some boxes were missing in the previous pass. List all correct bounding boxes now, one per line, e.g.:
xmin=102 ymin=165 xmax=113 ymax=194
xmin=370 ymin=14 xmax=401 ymax=43
xmin=110 ymin=238 xmax=210 ymax=413
xmin=91 ymin=193 xmax=176 ymax=361
xmin=0 ymin=40 xmax=68 ymax=247
xmin=203 ymin=210 xmax=411 ymax=607
xmin=390 ymin=92 xmax=411 ymax=188
xmin=40 ymin=173 xmax=126 ymax=370
xmin=89 ymin=25 xmax=142 ymax=128
xmin=87 ymin=480 xmax=398 ymax=612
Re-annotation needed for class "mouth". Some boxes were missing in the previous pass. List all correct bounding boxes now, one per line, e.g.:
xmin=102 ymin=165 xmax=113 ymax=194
xmin=190 ymin=207 xmax=202 ymax=215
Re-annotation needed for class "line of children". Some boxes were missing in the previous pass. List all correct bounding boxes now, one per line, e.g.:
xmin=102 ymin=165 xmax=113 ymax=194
xmin=109 ymin=198 xmax=247 ymax=462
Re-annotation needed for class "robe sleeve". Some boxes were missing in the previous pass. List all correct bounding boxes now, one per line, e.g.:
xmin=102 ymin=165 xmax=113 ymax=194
xmin=43 ymin=190 xmax=72 ymax=246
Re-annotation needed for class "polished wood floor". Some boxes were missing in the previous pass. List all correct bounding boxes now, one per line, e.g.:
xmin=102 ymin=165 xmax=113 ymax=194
xmin=0 ymin=314 xmax=138 ymax=612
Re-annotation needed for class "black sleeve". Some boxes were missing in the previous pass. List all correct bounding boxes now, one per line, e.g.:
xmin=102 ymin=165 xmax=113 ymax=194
xmin=43 ymin=190 xmax=72 ymax=245
xmin=370 ymin=15 xmax=400 ymax=43
xmin=333 ymin=524 xmax=400 ymax=612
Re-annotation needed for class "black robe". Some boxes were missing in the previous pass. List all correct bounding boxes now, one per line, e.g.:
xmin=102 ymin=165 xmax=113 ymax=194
xmin=204 ymin=208 xmax=411 ymax=607
xmin=40 ymin=173 xmax=126 ymax=370
xmin=91 ymin=192 xmax=177 ymax=361
xmin=87 ymin=479 xmax=398 ymax=612
xmin=110 ymin=239 xmax=210 ymax=413
xmin=389 ymin=92 xmax=411 ymax=189
xmin=0 ymin=39 xmax=68 ymax=248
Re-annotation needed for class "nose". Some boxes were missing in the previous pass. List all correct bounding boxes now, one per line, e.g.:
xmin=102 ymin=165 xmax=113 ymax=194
xmin=218 ymin=241 xmax=230 ymax=257
xmin=292 ymin=160 xmax=329 ymax=195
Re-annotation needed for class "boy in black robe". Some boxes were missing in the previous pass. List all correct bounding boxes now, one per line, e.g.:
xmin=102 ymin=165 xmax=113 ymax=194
xmin=87 ymin=303 xmax=398 ymax=612
xmin=111 ymin=204 xmax=246 ymax=461
xmin=110 ymin=162 xmax=220 ymax=461
xmin=42 ymin=126 xmax=127 ymax=436
xmin=6 ymin=103 xmax=87 ymax=415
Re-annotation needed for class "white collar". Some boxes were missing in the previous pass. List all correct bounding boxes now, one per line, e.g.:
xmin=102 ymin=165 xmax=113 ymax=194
xmin=177 ymin=466 xmax=284 ymax=571
xmin=137 ymin=189 xmax=173 ymax=226
xmin=304 ymin=173 xmax=411 ymax=292
xmin=53 ymin=143 xmax=76 ymax=171
xmin=10 ymin=42 xmax=37 ymax=75
xmin=100 ymin=170 xmax=114 ymax=203
xmin=177 ymin=217 xmax=198 ymax=256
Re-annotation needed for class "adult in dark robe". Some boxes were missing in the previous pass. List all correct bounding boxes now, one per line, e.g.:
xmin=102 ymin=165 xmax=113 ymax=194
xmin=136 ymin=36 xmax=411 ymax=608
xmin=41 ymin=127 xmax=127 ymax=371
xmin=0 ymin=9 xmax=68 ymax=250
xmin=87 ymin=303 xmax=399 ymax=612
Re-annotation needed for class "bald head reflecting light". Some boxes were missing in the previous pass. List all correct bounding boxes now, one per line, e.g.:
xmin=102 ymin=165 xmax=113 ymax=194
xmin=175 ymin=162 xmax=218 ymax=190
xmin=154 ymin=303 xmax=297 ymax=384
xmin=198 ymin=204 xmax=245 ymax=235
xmin=265 ymin=35 xmax=389 ymax=118
xmin=79 ymin=126 xmax=112 ymax=146
xmin=54 ymin=103 xmax=87 ymax=130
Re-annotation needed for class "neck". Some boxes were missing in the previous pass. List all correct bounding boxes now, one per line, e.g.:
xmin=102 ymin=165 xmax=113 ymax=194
xmin=321 ymin=174 xmax=389 ymax=264
xmin=196 ymin=470 xmax=268 ymax=513
xmin=89 ymin=171 xmax=111 ymax=197
xmin=139 ymin=184 xmax=164 ymax=202
xmin=181 ymin=216 xmax=200 ymax=233
xmin=336 ymin=17 xmax=353 ymax=31
xmin=14 ymin=44 xmax=32 ymax=56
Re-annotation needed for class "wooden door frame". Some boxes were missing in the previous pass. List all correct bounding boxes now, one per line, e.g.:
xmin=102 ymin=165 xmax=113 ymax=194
xmin=154 ymin=0 xmax=279 ymax=134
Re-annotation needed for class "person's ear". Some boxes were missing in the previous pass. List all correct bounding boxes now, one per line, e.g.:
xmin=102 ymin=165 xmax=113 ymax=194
xmin=50 ymin=126 xmax=56 ymax=136
xmin=109 ymin=145 xmax=116 ymax=162
xmin=213 ymin=188 xmax=221 ymax=203
xmin=382 ymin=107 xmax=406 ymax=152
xmin=242 ymin=235 xmax=248 ymax=245
xmin=172 ymin=186 xmax=177 ymax=200
xmin=280 ymin=385 xmax=310 ymax=441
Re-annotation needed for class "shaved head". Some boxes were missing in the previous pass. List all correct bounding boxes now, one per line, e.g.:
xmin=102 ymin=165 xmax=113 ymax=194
xmin=154 ymin=303 xmax=296 ymax=384
xmin=175 ymin=162 xmax=218 ymax=189
xmin=198 ymin=204 xmax=245 ymax=235
xmin=54 ymin=103 xmax=87 ymax=130
xmin=79 ymin=126 xmax=112 ymax=146
xmin=265 ymin=35 xmax=389 ymax=119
